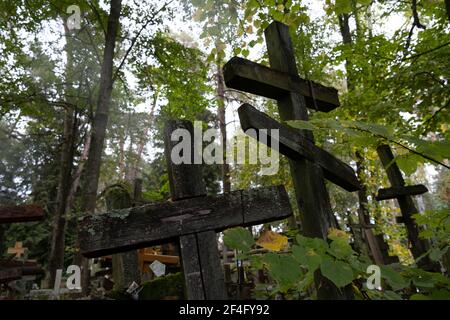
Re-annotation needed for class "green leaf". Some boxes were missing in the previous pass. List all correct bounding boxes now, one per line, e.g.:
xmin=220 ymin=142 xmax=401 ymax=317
xmin=296 ymin=235 xmax=328 ymax=256
xmin=408 ymin=268 xmax=437 ymax=288
xmin=223 ymin=227 xmax=255 ymax=253
xmin=352 ymin=121 xmax=394 ymax=139
xmin=328 ymin=238 xmax=354 ymax=260
xmin=334 ymin=0 xmax=352 ymax=14
xmin=287 ymin=120 xmax=316 ymax=131
xmin=292 ymin=244 xmax=322 ymax=272
xmin=429 ymin=246 xmax=449 ymax=261
xmin=249 ymin=254 xmax=263 ymax=269
xmin=395 ymin=154 xmax=422 ymax=176
xmin=263 ymin=253 xmax=303 ymax=292
xmin=380 ymin=265 xmax=409 ymax=290
xmin=297 ymin=271 xmax=315 ymax=292
xmin=320 ymin=257 xmax=354 ymax=288
xmin=429 ymin=289 xmax=450 ymax=300
xmin=384 ymin=290 xmax=403 ymax=300
xmin=410 ymin=293 xmax=430 ymax=300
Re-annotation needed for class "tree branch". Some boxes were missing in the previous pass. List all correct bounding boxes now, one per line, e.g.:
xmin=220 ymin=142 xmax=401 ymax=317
xmin=87 ymin=0 xmax=106 ymax=38
xmin=411 ymin=0 xmax=426 ymax=29
xmin=421 ymin=99 xmax=450 ymax=135
xmin=112 ymin=0 xmax=174 ymax=83
xmin=350 ymin=126 xmax=450 ymax=169
xmin=404 ymin=42 xmax=450 ymax=61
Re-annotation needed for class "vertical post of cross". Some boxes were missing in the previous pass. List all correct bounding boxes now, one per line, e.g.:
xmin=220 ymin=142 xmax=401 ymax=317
xmin=264 ymin=22 xmax=352 ymax=299
xmin=104 ymin=185 xmax=141 ymax=290
xmin=164 ymin=120 xmax=227 ymax=300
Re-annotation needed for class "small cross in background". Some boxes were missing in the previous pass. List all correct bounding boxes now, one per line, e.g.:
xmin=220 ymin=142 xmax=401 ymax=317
xmin=7 ymin=241 xmax=28 ymax=260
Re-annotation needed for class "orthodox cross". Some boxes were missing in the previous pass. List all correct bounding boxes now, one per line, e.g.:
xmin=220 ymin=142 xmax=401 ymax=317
xmin=376 ymin=144 xmax=438 ymax=271
xmin=223 ymin=21 xmax=361 ymax=299
xmin=79 ymin=120 xmax=293 ymax=299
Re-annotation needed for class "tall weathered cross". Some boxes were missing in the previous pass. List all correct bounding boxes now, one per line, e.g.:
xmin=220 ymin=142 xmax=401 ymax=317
xmin=79 ymin=120 xmax=293 ymax=299
xmin=223 ymin=21 xmax=360 ymax=299
xmin=376 ymin=144 xmax=438 ymax=271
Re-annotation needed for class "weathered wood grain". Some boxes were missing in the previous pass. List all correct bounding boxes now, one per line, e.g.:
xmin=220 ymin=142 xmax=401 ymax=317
xmin=0 ymin=268 xmax=22 ymax=283
xmin=376 ymin=184 xmax=428 ymax=200
xmin=79 ymin=185 xmax=291 ymax=258
xmin=0 ymin=204 xmax=44 ymax=224
xmin=195 ymin=231 xmax=227 ymax=299
xmin=164 ymin=120 xmax=206 ymax=201
xmin=104 ymin=185 xmax=140 ymax=290
xmin=224 ymin=56 xmax=339 ymax=112
xmin=0 ymin=260 xmax=44 ymax=276
xmin=238 ymin=103 xmax=361 ymax=192
xmin=179 ymin=234 xmax=205 ymax=299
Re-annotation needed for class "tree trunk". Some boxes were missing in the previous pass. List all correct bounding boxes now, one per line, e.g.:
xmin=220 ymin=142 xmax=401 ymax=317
xmin=128 ymin=92 xmax=158 ymax=182
xmin=337 ymin=13 xmax=354 ymax=89
xmin=118 ymin=135 xmax=126 ymax=179
xmin=355 ymin=151 xmax=390 ymax=265
xmin=66 ymin=132 xmax=91 ymax=218
xmin=446 ymin=0 xmax=450 ymax=23
xmin=216 ymin=61 xmax=230 ymax=193
xmin=47 ymin=21 xmax=78 ymax=286
xmin=337 ymin=10 xmax=387 ymax=265
xmin=77 ymin=0 xmax=122 ymax=294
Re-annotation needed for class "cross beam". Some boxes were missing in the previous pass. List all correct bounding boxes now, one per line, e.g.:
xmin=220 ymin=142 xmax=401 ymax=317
xmin=140 ymin=254 xmax=179 ymax=265
xmin=224 ymin=57 xmax=340 ymax=112
xmin=79 ymin=185 xmax=291 ymax=257
xmin=238 ymin=103 xmax=360 ymax=192
xmin=0 ymin=260 xmax=44 ymax=283
xmin=376 ymin=184 xmax=428 ymax=201
xmin=376 ymin=144 xmax=438 ymax=271
xmin=0 ymin=268 xmax=22 ymax=283
xmin=0 ymin=204 xmax=44 ymax=224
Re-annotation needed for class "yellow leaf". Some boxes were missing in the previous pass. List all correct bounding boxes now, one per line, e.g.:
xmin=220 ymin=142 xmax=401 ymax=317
xmin=328 ymin=228 xmax=349 ymax=241
xmin=256 ymin=230 xmax=288 ymax=251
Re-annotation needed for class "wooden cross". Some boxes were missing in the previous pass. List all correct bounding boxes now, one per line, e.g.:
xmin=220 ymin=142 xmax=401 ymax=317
xmin=0 ymin=259 xmax=44 ymax=283
xmin=138 ymin=250 xmax=180 ymax=267
xmin=0 ymin=268 xmax=22 ymax=284
xmin=79 ymin=120 xmax=293 ymax=300
xmin=376 ymin=144 xmax=438 ymax=271
xmin=223 ymin=22 xmax=360 ymax=299
xmin=7 ymin=242 xmax=28 ymax=260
